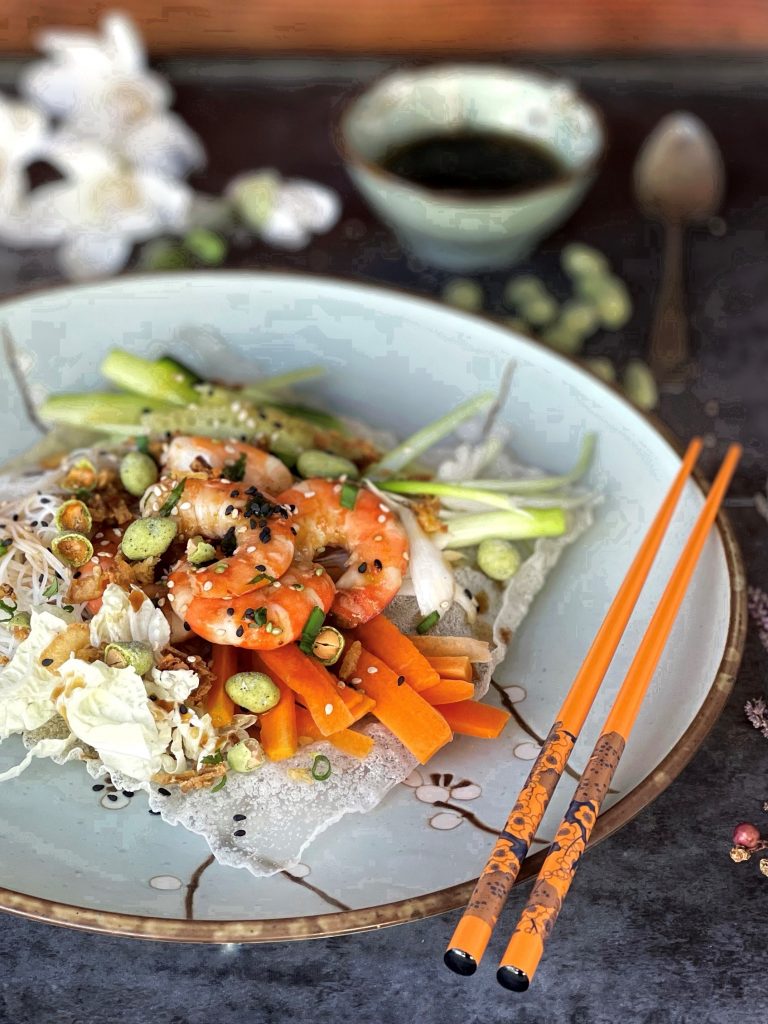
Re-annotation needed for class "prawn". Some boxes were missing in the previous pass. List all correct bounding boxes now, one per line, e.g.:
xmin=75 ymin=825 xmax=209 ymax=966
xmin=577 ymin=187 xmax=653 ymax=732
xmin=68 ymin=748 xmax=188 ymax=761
xmin=66 ymin=525 xmax=126 ymax=612
xmin=168 ymin=560 xmax=336 ymax=649
xmin=277 ymin=478 xmax=409 ymax=628
xmin=145 ymin=476 xmax=295 ymax=600
xmin=163 ymin=436 xmax=293 ymax=493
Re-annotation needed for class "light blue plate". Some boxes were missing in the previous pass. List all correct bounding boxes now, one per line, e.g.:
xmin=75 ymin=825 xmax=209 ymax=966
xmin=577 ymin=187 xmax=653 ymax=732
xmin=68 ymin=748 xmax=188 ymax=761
xmin=0 ymin=273 xmax=744 ymax=941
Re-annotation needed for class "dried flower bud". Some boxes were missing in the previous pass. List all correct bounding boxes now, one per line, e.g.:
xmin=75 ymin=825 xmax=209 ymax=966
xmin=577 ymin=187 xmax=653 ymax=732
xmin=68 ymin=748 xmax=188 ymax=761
xmin=730 ymin=846 xmax=751 ymax=863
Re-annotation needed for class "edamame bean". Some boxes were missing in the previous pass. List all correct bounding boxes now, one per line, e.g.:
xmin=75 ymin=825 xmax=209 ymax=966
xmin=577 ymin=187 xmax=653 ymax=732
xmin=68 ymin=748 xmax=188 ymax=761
xmin=227 ymin=738 xmax=265 ymax=773
xmin=477 ymin=538 xmax=522 ymax=581
xmin=296 ymin=450 xmax=359 ymax=480
xmin=540 ymin=322 xmax=585 ymax=355
xmin=120 ymin=451 xmax=159 ymax=497
xmin=623 ymin=360 xmax=658 ymax=411
xmin=595 ymin=277 xmax=632 ymax=330
xmin=585 ymin=357 xmax=617 ymax=384
xmin=561 ymin=243 xmax=609 ymax=279
xmin=520 ymin=294 xmax=559 ymax=328
xmin=224 ymin=671 xmax=281 ymax=713
xmin=441 ymin=278 xmax=484 ymax=312
xmin=54 ymin=499 xmax=92 ymax=535
xmin=504 ymin=317 xmax=531 ymax=335
xmin=51 ymin=533 xmax=94 ymax=569
xmin=504 ymin=275 xmax=547 ymax=308
xmin=559 ymin=299 xmax=599 ymax=340
xmin=121 ymin=517 xmax=178 ymax=560
xmin=104 ymin=641 xmax=154 ymax=675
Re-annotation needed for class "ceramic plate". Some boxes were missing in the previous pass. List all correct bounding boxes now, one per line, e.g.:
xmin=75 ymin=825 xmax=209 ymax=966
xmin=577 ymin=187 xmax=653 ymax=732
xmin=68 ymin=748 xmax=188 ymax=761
xmin=0 ymin=273 xmax=745 ymax=941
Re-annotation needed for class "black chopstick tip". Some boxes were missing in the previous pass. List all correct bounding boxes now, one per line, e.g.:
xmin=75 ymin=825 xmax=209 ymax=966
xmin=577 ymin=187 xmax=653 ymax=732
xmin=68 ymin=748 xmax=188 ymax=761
xmin=443 ymin=948 xmax=477 ymax=976
xmin=497 ymin=964 xmax=530 ymax=992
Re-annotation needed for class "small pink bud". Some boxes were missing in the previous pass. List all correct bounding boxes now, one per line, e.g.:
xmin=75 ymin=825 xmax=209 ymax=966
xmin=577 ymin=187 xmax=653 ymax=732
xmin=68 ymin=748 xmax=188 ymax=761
xmin=732 ymin=822 xmax=761 ymax=849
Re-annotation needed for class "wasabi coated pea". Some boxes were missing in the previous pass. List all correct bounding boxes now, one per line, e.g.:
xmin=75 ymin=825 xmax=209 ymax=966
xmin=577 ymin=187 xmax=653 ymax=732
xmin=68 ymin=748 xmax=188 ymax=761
xmin=120 ymin=451 xmax=159 ymax=497
xmin=561 ymin=243 xmax=609 ymax=279
xmin=51 ymin=532 xmax=94 ymax=569
xmin=559 ymin=299 xmax=599 ymax=340
xmin=227 ymin=738 xmax=265 ymax=773
xmin=187 ymin=536 xmax=217 ymax=566
xmin=585 ymin=357 xmax=617 ymax=384
xmin=441 ymin=278 xmax=484 ymax=312
xmin=55 ymin=498 xmax=92 ymax=536
xmin=594 ymin=277 xmax=632 ymax=330
xmin=477 ymin=538 xmax=522 ymax=581
xmin=62 ymin=458 xmax=97 ymax=493
xmin=224 ymin=671 xmax=281 ymax=714
xmin=104 ymin=641 xmax=154 ymax=675
xmin=121 ymin=517 xmax=178 ymax=561
xmin=623 ymin=359 xmax=658 ymax=411
xmin=311 ymin=626 xmax=345 ymax=666
xmin=296 ymin=450 xmax=359 ymax=480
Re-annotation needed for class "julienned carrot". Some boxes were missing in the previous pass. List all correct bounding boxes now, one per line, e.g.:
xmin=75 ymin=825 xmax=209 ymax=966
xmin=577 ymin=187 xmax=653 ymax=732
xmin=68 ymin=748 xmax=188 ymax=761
xmin=425 ymin=655 xmax=474 ymax=682
xmin=421 ymin=679 xmax=475 ymax=705
xmin=408 ymin=635 xmax=492 ymax=663
xmin=208 ymin=645 xmax=237 ymax=728
xmin=259 ymin=677 xmax=298 ymax=761
xmin=435 ymin=700 xmax=510 ymax=739
xmin=352 ymin=616 xmax=440 ymax=692
xmin=294 ymin=706 xmax=374 ymax=759
xmin=258 ymin=646 xmax=354 ymax=737
xmin=340 ymin=687 xmax=377 ymax=723
xmin=343 ymin=646 xmax=453 ymax=764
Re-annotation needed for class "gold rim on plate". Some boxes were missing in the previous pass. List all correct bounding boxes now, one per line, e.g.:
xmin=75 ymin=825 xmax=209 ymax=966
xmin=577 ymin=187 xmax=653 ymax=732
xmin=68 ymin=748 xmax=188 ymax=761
xmin=0 ymin=271 xmax=747 ymax=942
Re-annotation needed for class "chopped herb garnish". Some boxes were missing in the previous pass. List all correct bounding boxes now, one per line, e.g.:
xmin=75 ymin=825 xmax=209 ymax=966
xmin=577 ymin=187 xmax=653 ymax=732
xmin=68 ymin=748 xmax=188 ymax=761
xmin=73 ymin=487 xmax=93 ymax=502
xmin=210 ymin=773 xmax=227 ymax=792
xmin=299 ymin=606 xmax=326 ymax=655
xmin=0 ymin=598 xmax=17 ymax=621
xmin=220 ymin=526 xmax=238 ymax=557
xmin=244 ymin=606 xmax=268 ymax=627
xmin=340 ymin=482 xmax=359 ymax=510
xmin=311 ymin=753 xmax=332 ymax=781
xmin=249 ymin=572 xmax=276 ymax=586
xmin=202 ymin=750 xmax=225 ymax=766
xmin=223 ymin=452 xmax=247 ymax=482
xmin=416 ymin=610 xmax=441 ymax=635
xmin=62 ymin=605 xmax=74 ymax=613
xmin=136 ymin=435 xmax=151 ymax=455
xmin=0 ymin=539 xmax=10 ymax=557
xmin=42 ymin=579 xmax=59 ymax=599
xmin=158 ymin=477 xmax=187 ymax=517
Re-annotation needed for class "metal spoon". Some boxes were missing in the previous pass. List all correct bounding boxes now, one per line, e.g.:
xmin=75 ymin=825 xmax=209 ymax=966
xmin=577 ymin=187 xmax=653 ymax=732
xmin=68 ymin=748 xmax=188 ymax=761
xmin=634 ymin=112 xmax=725 ymax=380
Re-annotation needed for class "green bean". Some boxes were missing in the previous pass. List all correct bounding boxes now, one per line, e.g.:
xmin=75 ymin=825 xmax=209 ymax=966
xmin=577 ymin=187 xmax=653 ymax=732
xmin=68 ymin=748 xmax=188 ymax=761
xmin=227 ymin=739 xmax=265 ymax=773
xmin=121 ymin=517 xmax=178 ymax=561
xmin=51 ymin=533 xmax=94 ymax=569
xmin=104 ymin=641 xmax=154 ymax=675
xmin=296 ymin=450 xmax=359 ymax=480
xmin=55 ymin=499 xmax=93 ymax=536
xmin=477 ymin=538 xmax=522 ymax=581
xmin=224 ymin=672 xmax=281 ymax=713
xmin=119 ymin=451 xmax=159 ymax=497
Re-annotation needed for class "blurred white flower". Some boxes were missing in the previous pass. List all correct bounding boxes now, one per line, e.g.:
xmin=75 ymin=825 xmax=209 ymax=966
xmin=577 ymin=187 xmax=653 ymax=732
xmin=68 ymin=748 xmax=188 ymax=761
xmin=0 ymin=96 xmax=48 ymax=235
xmin=10 ymin=140 xmax=191 ymax=279
xmin=21 ymin=12 xmax=204 ymax=178
xmin=227 ymin=171 xmax=340 ymax=250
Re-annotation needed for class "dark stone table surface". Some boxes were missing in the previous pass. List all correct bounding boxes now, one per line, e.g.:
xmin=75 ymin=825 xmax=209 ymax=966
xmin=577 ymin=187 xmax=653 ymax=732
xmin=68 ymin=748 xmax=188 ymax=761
xmin=1 ymin=55 xmax=767 ymax=1024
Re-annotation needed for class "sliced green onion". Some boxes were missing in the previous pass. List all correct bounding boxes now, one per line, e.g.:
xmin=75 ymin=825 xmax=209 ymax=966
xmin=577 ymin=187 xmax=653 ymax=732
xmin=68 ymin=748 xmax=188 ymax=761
xmin=416 ymin=610 xmax=440 ymax=634
xmin=101 ymin=350 xmax=199 ymax=406
xmin=469 ymin=434 xmax=597 ymax=494
xmin=269 ymin=402 xmax=345 ymax=431
xmin=249 ymin=572 xmax=276 ymax=586
xmin=210 ymin=774 xmax=227 ymax=792
xmin=156 ymin=354 xmax=202 ymax=385
xmin=340 ymin=482 xmax=359 ymax=510
xmin=378 ymin=480 xmax=514 ymax=509
xmin=311 ymin=753 xmax=332 ymax=781
xmin=0 ymin=598 xmax=17 ymax=620
xmin=38 ymin=392 xmax=170 ymax=430
xmin=440 ymin=508 xmax=566 ymax=549
xmin=158 ymin=478 xmax=186 ymax=517
xmin=299 ymin=607 xmax=326 ymax=655
xmin=136 ymin=435 xmax=151 ymax=455
xmin=370 ymin=392 xmax=495 ymax=476
xmin=0 ymin=540 xmax=10 ymax=557
xmin=222 ymin=452 xmax=247 ymax=482
xmin=202 ymin=750 xmax=225 ymax=766
xmin=42 ymin=579 xmax=59 ymax=599
xmin=240 ymin=366 xmax=326 ymax=398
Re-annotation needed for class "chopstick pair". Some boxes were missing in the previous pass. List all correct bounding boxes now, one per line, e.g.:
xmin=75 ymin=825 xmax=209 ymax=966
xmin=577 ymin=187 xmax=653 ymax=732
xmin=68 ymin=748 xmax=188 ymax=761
xmin=443 ymin=438 xmax=741 ymax=990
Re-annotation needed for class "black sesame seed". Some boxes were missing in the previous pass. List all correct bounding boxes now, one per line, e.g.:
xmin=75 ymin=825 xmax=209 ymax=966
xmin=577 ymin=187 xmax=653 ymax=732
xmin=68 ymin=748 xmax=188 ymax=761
xmin=464 ymin=588 xmax=473 ymax=599
xmin=158 ymin=787 xmax=171 ymax=797
xmin=373 ymin=558 xmax=383 ymax=571
xmin=225 ymin=504 xmax=234 ymax=516
xmin=149 ymin=694 xmax=158 ymax=701
xmin=397 ymin=675 xmax=405 ymax=686
xmin=41 ymin=658 xmax=54 ymax=667
xmin=30 ymin=520 xmax=38 ymax=527
xmin=92 ymin=784 xmax=105 ymax=792
xmin=249 ymin=518 xmax=258 ymax=529
xmin=274 ymin=421 xmax=283 ymax=429
xmin=358 ymin=562 xmax=368 ymax=573
xmin=149 ymin=809 xmax=161 ymax=815
xmin=259 ymin=528 xmax=271 ymax=543
xmin=236 ymin=626 xmax=244 ymax=638
xmin=122 ymin=791 xmax=135 ymax=798
xmin=38 ymin=573 xmax=44 ymax=584
xmin=183 ymin=621 xmax=191 ymax=631
xmin=233 ymin=813 xmax=246 ymax=821
xmin=12 ymin=514 xmax=18 ymax=522
xmin=226 ymin=607 xmax=235 ymax=616
xmin=255 ymin=564 xmax=266 ymax=572
xmin=73 ymin=571 xmax=82 ymax=579
xmin=40 ymin=497 xmax=50 ymax=504
xmin=233 ymin=829 xmax=246 ymax=837
xmin=290 ymin=526 xmax=298 ymax=535
xmin=179 ymin=704 xmax=189 ymax=715
xmin=230 ymin=490 xmax=240 ymax=498
xmin=107 ymin=793 xmax=118 ymax=802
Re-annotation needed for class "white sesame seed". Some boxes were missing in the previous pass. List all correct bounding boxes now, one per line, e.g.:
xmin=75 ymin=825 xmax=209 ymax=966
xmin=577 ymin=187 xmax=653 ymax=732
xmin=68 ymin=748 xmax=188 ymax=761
xmin=203 ymin=581 xmax=213 ymax=592
xmin=95 ymin=531 xmax=104 ymax=539
xmin=171 ymin=507 xmax=179 ymax=516
xmin=374 ymin=534 xmax=383 ymax=542
xmin=350 ymin=677 xmax=362 ymax=685
xmin=378 ymin=504 xmax=389 ymax=512
xmin=367 ymin=666 xmax=378 ymax=674
xmin=90 ymin=556 xmax=99 ymax=564
xmin=246 ymin=546 xmax=256 ymax=553
xmin=158 ymin=597 xmax=166 ymax=607
xmin=167 ymin=580 xmax=175 ymax=588
xmin=225 ymin=445 xmax=237 ymax=454
xmin=377 ymin=515 xmax=387 ymax=523
xmin=180 ymin=501 xmax=191 ymax=510
xmin=324 ymin=703 xmax=333 ymax=715
xmin=272 ymin=580 xmax=281 ymax=588
xmin=112 ymin=528 xmax=122 ymax=536
xmin=99 ymin=539 xmax=110 ymax=546
xmin=304 ymin=491 xmax=316 ymax=499
xmin=333 ymin=484 xmax=342 ymax=493
xmin=216 ymin=628 xmax=226 ymax=636
xmin=440 ymin=600 xmax=450 ymax=609
xmin=187 ymin=655 xmax=196 ymax=663
xmin=403 ymin=552 xmax=410 ymax=561
xmin=337 ymin=681 xmax=346 ymax=689
xmin=168 ymin=594 xmax=175 ymax=603
xmin=236 ymin=526 xmax=247 ymax=534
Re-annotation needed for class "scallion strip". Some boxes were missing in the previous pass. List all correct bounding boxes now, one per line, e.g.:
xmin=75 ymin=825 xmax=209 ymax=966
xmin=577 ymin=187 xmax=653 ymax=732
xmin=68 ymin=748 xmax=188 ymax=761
xmin=416 ymin=610 xmax=440 ymax=634
xmin=369 ymin=391 xmax=495 ymax=476
xmin=299 ymin=606 xmax=326 ymax=655
xmin=158 ymin=478 xmax=186 ymax=517
xmin=42 ymin=579 xmax=59 ymax=598
xmin=311 ymin=753 xmax=332 ymax=781
xmin=0 ymin=540 xmax=10 ymax=557
xmin=240 ymin=366 xmax=326 ymax=397
xmin=468 ymin=434 xmax=597 ymax=494
xmin=38 ymin=393 xmax=170 ymax=430
xmin=210 ymin=774 xmax=227 ymax=792
xmin=378 ymin=480 xmax=514 ymax=509
xmin=101 ymin=350 xmax=200 ymax=406
xmin=439 ymin=508 xmax=567 ymax=549
xmin=340 ymin=482 xmax=359 ymax=510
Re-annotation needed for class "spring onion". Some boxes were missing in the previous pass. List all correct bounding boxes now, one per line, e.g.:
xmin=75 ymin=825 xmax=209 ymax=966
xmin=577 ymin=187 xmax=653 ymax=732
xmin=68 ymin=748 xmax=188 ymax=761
xmin=136 ymin=435 xmax=151 ymax=455
xmin=370 ymin=391 xmax=495 ymax=476
xmin=155 ymin=354 xmax=202 ymax=385
xmin=467 ymin=434 xmax=597 ymax=494
xmin=299 ymin=607 xmax=326 ymax=656
xmin=438 ymin=508 xmax=567 ymax=549
xmin=42 ymin=579 xmax=59 ymax=599
xmin=311 ymin=753 xmax=332 ymax=781
xmin=269 ymin=402 xmax=346 ymax=432
xmin=240 ymin=366 xmax=326 ymax=398
xmin=0 ymin=598 xmax=17 ymax=620
xmin=158 ymin=478 xmax=186 ymax=517
xmin=0 ymin=540 xmax=11 ymax=557
xmin=416 ymin=610 xmax=440 ymax=634
xmin=378 ymin=480 xmax=515 ymax=510
xmin=249 ymin=572 xmax=276 ymax=586
xmin=38 ymin=392 xmax=170 ymax=429
xmin=210 ymin=774 xmax=227 ymax=792
xmin=101 ymin=350 xmax=200 ymax=406
xmin=222 ymin=452 xmax=247 ymax=482
xmin=340 ymin=482 xmax=359 ymax=509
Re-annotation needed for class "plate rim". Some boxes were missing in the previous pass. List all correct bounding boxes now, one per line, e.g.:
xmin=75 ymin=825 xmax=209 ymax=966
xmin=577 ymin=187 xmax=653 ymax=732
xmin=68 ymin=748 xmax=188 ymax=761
xmin=0 ymin=269 xmax=747 ymax=943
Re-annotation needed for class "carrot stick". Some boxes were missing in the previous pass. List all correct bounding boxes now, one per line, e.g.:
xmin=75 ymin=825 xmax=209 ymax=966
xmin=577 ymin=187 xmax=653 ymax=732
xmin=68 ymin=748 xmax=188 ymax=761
xmin=407 ymin=635 xmax=492 ymax=662
xmin=259 ymin=677 xmax=298 ymax=761
xmin=435 ymin=700 xmax=510 ymax=739
xmin=339 ymin=687 xmax=364 ymax=713
xmin=207 ymin=645 xmax=237 ymax=728
xmin=352 ymin=616 xmax=440 ymax=692
xmin=294 ymin=705 xmax=374 ymax=759
xmin=425 ymin=655 xmax=473 ymax=682
xmin=294 ymin=704 xmax=321 ymax=741
xmin=344 ymin=691 xmax=377 ymax=723
xmin=342 ymin=646 xmax=452 ymax=764
xmin=258 ymin=646 xmax=354 ymax=737
xmin=420 ymin=679 xmax=476 ymax=705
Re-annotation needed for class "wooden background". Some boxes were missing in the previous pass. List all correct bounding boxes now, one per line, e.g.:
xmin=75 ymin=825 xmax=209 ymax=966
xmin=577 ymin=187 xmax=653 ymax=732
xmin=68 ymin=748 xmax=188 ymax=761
xmin=3 ymin=0 xmax=768 ymax=53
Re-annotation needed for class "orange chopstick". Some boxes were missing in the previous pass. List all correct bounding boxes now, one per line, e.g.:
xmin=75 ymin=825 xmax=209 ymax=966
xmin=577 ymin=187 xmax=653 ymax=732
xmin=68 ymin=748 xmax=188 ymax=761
xmin=443 ymin=437 xmax=703 ymax=976
xmin=497 ymin=443 xmax=741 ymax=992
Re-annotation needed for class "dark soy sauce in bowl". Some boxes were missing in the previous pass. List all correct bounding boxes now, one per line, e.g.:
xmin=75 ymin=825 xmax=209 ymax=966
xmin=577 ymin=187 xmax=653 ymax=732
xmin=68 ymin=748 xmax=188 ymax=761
xmin=378 ymin=130 xmax=564 ymax=195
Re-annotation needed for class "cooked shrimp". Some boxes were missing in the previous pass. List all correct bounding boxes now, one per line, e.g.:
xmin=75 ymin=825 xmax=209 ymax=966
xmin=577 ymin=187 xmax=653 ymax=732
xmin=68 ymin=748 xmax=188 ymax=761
xmin=66 ymin=526 xmax=125 ymax=612
xmin=163 ymin=436 xmax=293 ymax=493
xmin=277 ymin=478 xmax=409 ymax=627
xmin=145 ymin=476 xmax=295 ymax=600
xmin=169 ymin=560 xmax=336 ymax=649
